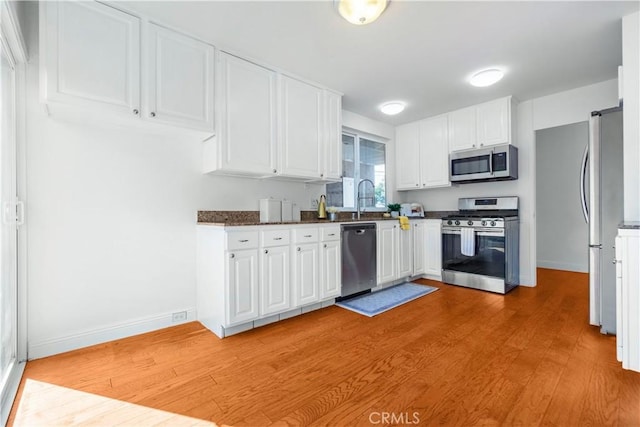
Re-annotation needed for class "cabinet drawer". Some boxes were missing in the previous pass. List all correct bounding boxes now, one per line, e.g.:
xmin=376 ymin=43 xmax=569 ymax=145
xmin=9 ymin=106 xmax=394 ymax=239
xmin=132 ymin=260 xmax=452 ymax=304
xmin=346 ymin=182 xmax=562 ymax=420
xmin=293 ymin=228 xmax=319 ymax=243
xmin=226 ymin=230 xmax=259 ymax=250
xmin=321 ymin=226 xmax=340 ymax=241
xmin=261 ymin=229 xmax=291 ymax=247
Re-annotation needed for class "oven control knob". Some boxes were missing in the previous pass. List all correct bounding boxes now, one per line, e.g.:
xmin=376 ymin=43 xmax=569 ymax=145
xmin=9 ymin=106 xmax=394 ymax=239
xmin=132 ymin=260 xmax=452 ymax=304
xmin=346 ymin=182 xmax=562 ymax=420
xmin=467 ymin=220 xmax=473 ymax=226
xmin=447 ymin=220 xmax=453 ymax=226
xmin=455 ymin=220 xmax=460 ymax=226
xmin=481 ymin=220 xmax=487 ymax=226
xmin=490 ymin=221 xmax=496 ymax=227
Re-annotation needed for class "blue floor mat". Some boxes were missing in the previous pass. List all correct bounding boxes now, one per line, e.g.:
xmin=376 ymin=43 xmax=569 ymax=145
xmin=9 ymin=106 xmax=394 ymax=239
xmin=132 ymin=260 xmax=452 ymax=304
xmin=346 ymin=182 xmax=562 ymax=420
xmin=336 ymin=282 xmax=439 ymax=317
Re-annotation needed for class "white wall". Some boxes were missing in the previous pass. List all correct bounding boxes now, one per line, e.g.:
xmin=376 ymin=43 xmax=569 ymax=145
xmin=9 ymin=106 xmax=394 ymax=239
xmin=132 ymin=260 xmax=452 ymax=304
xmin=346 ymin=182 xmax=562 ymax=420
xmin=22 ymin=2 xmax=326 ymax=358
xmin=623 ymin=12 xmax=640 ymax=221
xmin=536 ymin=122 xmax=589 ymax=272
xmin=402 ymin=79 xmax=619 ymax=286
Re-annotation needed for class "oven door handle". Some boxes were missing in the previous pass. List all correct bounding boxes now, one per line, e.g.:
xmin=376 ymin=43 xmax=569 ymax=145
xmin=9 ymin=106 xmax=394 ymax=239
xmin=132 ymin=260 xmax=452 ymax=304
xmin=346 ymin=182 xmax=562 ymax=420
xmin=442 ymin=228 xmax=505 ymax=237
xmin=489 ymin=149 xmax=494 ymax=175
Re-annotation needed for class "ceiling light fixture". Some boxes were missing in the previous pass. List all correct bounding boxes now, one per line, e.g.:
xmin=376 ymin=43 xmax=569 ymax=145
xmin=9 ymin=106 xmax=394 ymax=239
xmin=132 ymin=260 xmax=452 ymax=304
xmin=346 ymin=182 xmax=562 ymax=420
xmin=335 ymin=0 xmax=389 ymax=25
xmin=469 ymin=68 xmax=505 ymax=87
xmin=380 ymin=101 xmax=405 ymax=115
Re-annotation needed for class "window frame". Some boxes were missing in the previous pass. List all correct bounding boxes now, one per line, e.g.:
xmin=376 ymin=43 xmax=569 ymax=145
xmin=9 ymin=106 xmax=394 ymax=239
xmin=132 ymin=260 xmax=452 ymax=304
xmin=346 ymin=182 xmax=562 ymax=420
xmin=332 ymin=130 xmax=388 ymax=213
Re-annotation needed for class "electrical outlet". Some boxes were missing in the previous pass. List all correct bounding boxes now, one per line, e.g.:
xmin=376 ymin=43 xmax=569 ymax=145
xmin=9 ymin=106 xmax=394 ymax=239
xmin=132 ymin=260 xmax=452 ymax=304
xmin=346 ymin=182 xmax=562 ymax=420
xmin=172 ymin=311 xmax=188 ymax=323
xmin=311 ymin=199 xmax=318 ymax=209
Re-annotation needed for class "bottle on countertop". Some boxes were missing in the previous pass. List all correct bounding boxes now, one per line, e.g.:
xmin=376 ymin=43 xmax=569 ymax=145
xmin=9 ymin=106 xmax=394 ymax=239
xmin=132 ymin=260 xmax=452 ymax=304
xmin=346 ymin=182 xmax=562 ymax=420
xmin=317 ymin=194 xmax=327 ymax=219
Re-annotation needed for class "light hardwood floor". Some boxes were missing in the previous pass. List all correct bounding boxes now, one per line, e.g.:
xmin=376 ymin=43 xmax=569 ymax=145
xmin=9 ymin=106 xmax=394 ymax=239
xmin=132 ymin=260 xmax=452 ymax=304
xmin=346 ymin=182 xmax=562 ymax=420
xmin=9 ymin=269 xmax=640 ymax=426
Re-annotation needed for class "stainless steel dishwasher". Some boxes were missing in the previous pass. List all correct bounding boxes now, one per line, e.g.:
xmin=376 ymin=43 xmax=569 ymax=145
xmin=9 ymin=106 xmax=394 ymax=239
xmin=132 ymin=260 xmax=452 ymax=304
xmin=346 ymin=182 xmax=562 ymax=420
xmin=341 ymin=223 xmax=377 ymax=298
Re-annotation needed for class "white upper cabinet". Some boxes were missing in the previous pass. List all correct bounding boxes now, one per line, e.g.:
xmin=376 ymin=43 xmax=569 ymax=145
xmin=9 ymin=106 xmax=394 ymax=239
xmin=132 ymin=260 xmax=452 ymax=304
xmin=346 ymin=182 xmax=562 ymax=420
xmin=448 ymin=106 xmax=477 ymax=152
xmin=476 ymin=96 xmax=511 ymax=147
xmin=145 ymin=23 xmax=214 ymax=132
xmin=41 ymin=1 xmax=141 ymax=115
xmin=208 ymin=52 xmax=277 ymax=176
xmin=279 ymin=75 xmax=324 ymax=180
xmin=396 ymin=115 xmax=450 ymax=191
xmin=449 ymin=96 xmax=515 ymax=152
xmin=395 ymin=122 xmax=421 ymax=190
xmin=419 ymin=114 xmax=450 ymax=188
xmin=41 ymin=1 xmax=215 ymax=135
xmin=323 ymin=91 xmax=343 ymax=181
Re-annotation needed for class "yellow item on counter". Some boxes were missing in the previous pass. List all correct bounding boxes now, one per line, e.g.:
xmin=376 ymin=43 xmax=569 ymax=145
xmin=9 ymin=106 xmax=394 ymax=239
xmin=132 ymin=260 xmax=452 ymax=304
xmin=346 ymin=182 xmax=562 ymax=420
xmin=399 ymin=215 xmax=410 ymax=231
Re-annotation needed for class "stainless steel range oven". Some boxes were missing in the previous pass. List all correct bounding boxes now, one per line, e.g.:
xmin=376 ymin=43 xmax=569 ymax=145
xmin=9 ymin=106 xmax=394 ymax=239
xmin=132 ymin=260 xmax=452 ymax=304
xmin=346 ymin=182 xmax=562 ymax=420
xmin=442 ymin=197 xmax=519 ymax=294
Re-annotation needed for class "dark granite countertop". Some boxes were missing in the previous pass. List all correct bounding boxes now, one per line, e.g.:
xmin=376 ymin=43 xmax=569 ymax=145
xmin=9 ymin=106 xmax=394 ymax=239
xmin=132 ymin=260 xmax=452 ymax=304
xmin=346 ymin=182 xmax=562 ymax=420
xmin=619 ymin=221 xmax=640 ymax=230
xmin=197 ymin=210 xmax=454 ymax=226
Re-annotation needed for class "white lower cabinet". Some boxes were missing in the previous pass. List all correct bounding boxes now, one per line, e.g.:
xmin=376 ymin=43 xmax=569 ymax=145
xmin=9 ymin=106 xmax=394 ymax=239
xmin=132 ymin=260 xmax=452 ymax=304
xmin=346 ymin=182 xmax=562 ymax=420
xmin=412 ymin=221 xmax=426 ymax=276
xmin=197 ymin=224 xmax=340 ymax=338
xmin=616 ymin=227 xmax=640 ymax=372
xmin=377 ymin=222 xmax=398 ymax=285
xmin=424 ymin=220 xmax=442 ymax=280
xmin=260 ymin=245 xmax=290 ymax=316
xmin=397 ymin=226 xmax=413 ymax=279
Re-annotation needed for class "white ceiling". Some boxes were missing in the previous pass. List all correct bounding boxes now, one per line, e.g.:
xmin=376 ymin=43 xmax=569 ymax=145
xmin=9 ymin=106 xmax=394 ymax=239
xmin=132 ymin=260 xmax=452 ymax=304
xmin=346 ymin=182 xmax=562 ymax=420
xmin=121 ymin=1 xmax=639 ymax=126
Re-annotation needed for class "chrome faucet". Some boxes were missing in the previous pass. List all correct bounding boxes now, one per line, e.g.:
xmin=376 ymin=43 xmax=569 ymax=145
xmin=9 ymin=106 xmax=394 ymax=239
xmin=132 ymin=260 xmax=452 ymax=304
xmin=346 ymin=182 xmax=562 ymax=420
xmin=356 ymin=179 xmax=375 ymax=220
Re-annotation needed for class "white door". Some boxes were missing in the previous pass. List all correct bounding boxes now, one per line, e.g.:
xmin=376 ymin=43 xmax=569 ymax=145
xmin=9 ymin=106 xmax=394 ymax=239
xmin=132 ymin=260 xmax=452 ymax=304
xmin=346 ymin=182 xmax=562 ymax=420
xmin=395 ymin=122 xmax=421 ymax=190
xmin=419 ymin=115 xmax=450 ymax=188
xmin=397 ymin=227 xmax=413 ymax=280
xmin=260 ymin=245 xmax=290 ymax=316
xmin=279 ymin=75 xmax=323 ymax=179
xmin=377 ymin=222 xmax=397 ymax=285
xmin=218 ymin=52 xmax=277 ymax=175
xmin=226 ymin=250 xmax=260 ymax=325
xmin=145 ymin=23 xmax=214 ymax=131
xmin=320 ymin=240 xmax=341 ymax=299
xmin=0 ymin=39 xmax=21 ymax=425
xmin=476 ymin=97 xmax=510 ymax=147
xmin=323 ymin=91 xmax=342 ymax=181
xmin=293 ymin=243 xmax=319 ymax=306
xmin=43 ymin=1 xmax=140 ymax=115
xmin=448 ymin=106 xmax=477 ymax=152
xmin=412 ymin=221 xmax=426 ymax=276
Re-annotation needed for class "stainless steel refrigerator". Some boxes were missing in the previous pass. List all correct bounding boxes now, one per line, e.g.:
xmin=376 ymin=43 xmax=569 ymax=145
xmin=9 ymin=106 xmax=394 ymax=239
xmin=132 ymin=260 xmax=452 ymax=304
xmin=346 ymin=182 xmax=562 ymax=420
xmin=581 ymin=106 xmax=623 ymax=334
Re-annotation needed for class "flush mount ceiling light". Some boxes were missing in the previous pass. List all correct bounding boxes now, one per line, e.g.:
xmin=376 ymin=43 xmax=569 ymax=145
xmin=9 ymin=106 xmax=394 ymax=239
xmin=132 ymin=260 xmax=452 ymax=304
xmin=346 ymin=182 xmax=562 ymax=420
xmin=469 ymin=68 xmax=505 ymax=87
xmin=380 ymin=101 xmax=405 ymax=115
xmin=335 ymin=0 xmax=389 ymax=25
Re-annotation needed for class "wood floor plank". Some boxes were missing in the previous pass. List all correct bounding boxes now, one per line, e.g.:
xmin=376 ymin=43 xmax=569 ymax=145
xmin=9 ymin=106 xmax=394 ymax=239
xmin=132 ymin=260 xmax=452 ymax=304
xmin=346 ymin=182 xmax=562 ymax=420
xmin=8 ymin=269 xmax=640 ymax=426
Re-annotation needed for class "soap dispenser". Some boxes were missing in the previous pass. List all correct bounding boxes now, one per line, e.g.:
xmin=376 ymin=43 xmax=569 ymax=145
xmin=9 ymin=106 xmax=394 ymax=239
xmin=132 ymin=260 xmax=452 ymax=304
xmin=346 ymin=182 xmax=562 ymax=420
xmin=317 ymin=194 xmax=327 ymax=219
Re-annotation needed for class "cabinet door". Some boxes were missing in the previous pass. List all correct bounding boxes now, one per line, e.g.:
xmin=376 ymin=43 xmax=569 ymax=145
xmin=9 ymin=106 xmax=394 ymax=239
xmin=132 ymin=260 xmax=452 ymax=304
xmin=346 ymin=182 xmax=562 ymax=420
xmin=279 ymin=75 xmax=323 ymax=179
xmin=320 ymin=240 xmax=341 ymax=299
xmin=218 ymin=53 xmax=277 ymax=175
xmin=324 ymin=91 xmax=343 ymax=181
xmin=226 ymin=249 xmax=259 ymax=325
xmin=260 ymin=245 xmax=290 ymax=316
xmin=146 ymin=23 xmax=214 ymax=132
xmin=476 ymin=97 xmax=511 ymax=147
xmin=377 ymin=222 xmax=397 ymax=285
xmin=448 ymin=106 xmax=477 ymax=152
xmin=293 ymin=243 xmax=319 ymax=306
xmin=424 ymin=220 xmax=442 ymax=279
xmin=412 ymin=222 xmax=426 ymax=276
xmin=395 ymin=122 xmax=421 ymax=190
xmin=397 ymin=226 xmax=413 ymax=280
xmin=43 ymin=1 xmax=140 ymax=115
xmin=419 ymin=115 xmax=451 ymax=188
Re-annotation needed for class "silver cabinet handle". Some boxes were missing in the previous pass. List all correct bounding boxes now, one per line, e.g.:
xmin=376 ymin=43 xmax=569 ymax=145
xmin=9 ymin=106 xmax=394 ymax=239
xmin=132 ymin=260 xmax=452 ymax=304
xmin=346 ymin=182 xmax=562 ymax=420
xmin=416 ymin=183 xmax=419 ymax=187
xmin=304 ymin=234 xmax=312 ymax=238
xmin=297 ymin=247 xmax=301 ymax=251
xmin=150 ymin=112 xmax=156 ymax=117
xmin=273 ymin=169 xmax=277 ymax=173
xmin=230 ymin=253 xmax=235 ymax=258
xmin=328 ymin=233 xmax=335 ymax=236
xmin=324 ymin=244 xmax=327 ymax=248
xmin=133 ymin=109 xmax=139 ymax=115
xmin=273 ymin=237 xmax=282 ymax=240
xmin=239 ymin=239 xmax=249 ymax=242
xmin=264 ymin=249 xmax=269 ymax=254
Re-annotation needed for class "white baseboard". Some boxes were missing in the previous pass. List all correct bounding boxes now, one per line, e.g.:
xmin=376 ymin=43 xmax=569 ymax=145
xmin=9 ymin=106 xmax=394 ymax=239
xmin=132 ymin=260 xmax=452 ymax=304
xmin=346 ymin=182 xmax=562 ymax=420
xmin=537 ymin=260 xmax=588 ymax=273
xmin=28 ymin=308 xmax=196 ymax=360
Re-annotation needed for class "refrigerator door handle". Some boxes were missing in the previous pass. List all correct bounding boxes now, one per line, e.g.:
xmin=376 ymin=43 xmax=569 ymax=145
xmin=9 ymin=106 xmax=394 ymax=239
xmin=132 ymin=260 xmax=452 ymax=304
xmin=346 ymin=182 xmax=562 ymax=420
xmin=589 ymin=244 xmax=602 ymax=248
xmin=580 ymin=144 xmax=589 ymax=224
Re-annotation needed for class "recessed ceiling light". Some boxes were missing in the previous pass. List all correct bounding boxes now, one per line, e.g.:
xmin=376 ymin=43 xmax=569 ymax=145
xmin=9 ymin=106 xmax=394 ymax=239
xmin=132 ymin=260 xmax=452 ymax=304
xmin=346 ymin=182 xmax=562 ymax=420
xmin=380 ymin=101 xmax=405 ymax=115
xmin=469 ymin=68 xmax=505 ymax=87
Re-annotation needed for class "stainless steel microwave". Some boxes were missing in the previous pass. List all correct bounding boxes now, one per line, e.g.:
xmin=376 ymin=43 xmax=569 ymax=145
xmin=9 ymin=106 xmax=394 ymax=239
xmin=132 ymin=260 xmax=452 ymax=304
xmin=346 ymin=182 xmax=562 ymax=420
xmin=450 ymin=144 xmax=518 ymax=183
